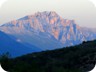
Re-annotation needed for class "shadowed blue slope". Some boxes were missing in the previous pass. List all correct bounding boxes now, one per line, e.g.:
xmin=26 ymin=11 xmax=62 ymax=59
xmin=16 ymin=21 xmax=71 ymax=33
xmin=0 ymin=31 xmax=41 ymax=57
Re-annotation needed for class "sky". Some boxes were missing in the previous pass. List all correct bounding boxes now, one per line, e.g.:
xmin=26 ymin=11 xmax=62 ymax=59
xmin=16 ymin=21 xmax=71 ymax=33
xmin=0 ymin=0 xmax=96 ymax=28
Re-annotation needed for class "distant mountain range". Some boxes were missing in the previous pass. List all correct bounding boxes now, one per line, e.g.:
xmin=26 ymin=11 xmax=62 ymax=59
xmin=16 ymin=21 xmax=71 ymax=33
xmin=0 ymin=11 xmax=96 ymax=57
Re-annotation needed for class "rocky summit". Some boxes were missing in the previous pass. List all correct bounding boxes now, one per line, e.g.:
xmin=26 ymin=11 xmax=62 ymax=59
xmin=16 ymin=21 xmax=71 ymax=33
xmin=0 ymin=11 xmax=96 ymax=52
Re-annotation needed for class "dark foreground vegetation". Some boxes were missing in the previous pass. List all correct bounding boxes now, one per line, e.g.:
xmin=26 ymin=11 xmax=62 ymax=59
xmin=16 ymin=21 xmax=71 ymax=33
xmin=0 ymin=40 xmax=96 ymax=72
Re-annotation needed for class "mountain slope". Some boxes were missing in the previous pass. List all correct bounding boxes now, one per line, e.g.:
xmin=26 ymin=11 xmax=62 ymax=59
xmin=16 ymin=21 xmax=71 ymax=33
xmin=0 ymin=31 xmax=41 ymax=57
xmin=0 ymin=11 xmax=96 ymax=50
xmin=1 ymin=40 xmax=96 ymax=72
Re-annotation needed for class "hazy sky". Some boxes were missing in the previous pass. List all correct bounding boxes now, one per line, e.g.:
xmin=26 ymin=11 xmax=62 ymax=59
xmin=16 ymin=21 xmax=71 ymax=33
xmin=0 ymin=0 xmax=96 ymax=28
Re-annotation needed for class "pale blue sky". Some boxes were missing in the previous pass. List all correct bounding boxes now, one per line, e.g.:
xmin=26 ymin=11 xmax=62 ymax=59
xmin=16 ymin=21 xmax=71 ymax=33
xmin=0 ymin=0 xmax=96 ymax=28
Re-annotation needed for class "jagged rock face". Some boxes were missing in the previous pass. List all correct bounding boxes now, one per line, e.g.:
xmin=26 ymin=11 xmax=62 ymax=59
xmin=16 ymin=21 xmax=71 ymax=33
xmin=0 ymin=11 xmax=96 ymax=49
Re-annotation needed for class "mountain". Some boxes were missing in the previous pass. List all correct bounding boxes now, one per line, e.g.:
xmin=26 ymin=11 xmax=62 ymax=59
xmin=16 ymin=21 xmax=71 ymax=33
xmin=0 ymin=11 xmax=96 ymax=50
xmin=1 ymin=40 xmax=96 ymax=72
xmin=0 ymin=31 xmax=41 ymax=57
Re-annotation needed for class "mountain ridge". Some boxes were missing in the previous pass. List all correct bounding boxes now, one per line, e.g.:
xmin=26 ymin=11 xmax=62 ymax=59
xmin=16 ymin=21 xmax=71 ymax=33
xmin=0 ymin=11 xmax=96 ymax=52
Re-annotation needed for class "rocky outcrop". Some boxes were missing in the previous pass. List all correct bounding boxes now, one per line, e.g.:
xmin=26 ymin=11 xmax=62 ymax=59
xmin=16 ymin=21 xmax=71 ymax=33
xmin=0 ymin=11 xmax=96 ymax=49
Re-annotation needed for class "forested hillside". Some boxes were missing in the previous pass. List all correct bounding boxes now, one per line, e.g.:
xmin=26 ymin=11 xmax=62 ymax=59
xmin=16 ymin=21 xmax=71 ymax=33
xmin=0 ymin=40 xmax=96 ymax=72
